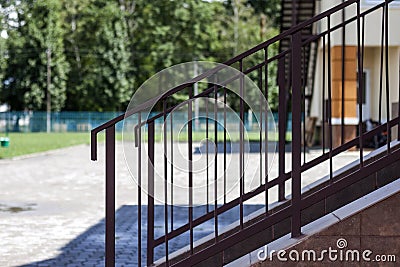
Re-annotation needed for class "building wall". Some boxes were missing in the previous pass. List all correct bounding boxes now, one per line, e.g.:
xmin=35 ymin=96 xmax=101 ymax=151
xmin=311 ymin=45 xmax=400 ymax=122
xmin=331 ymin=46 xmax=358 ymax=120
xmin=319 ymin=0 xmax=400 ymax=47
xmin=310 ymin=1 xmax=400 ymax=126
xmin=365 ymin=46 xmax=400 ymax=122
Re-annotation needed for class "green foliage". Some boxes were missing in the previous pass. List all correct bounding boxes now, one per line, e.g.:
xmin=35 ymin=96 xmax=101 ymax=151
xmin=125 ymin=0 xmax=223 ymax=87
xmin=215 ymin=0 xmax=280 ymax=111
xmin=247 ymin=0 xmax=281 ymax=26
xmin=0 ymin=0 xmax=280 ymax=112
xmin=0 ymin=36 xmax=6 ymax=84
xmin=0 ymin=10 xmax=6 ymax=84
xmin=62 ymin=0 xmax=133 ymax=111
xmin=1 ymin=0 xmax=69 ymax=111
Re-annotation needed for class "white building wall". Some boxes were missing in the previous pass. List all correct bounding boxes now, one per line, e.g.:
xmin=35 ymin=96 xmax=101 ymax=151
xmin=311 ymin=0 xmax=400 ymax=122
xmin=310 ymin=47 xmax=325 ymax=121
xmin=319 ymin=0 xmax=400 ymax=47
xmin=366 ymin=47 xmax=400 ymax=121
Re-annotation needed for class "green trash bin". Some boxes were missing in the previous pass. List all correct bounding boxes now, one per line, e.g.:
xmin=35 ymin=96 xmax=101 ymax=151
xmin=0 ymin=137 xmax=9 ymax=147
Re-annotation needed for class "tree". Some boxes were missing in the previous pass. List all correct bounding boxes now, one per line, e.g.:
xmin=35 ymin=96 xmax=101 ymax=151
xmin=247 ymin=0 xmax=281 ymax=27
xmin=210 ymin=0 xmax=279 ymax=111
xmin=0 ymin=17 xmax=7 ymax=88
xmin=62 ymin=0 xmax=133 ymax=111
xmin=0 ymin=0 xmax=280 ymax=112
xmin=117 ymin=0 xmax=226 ymax=107
xmin=1 ymin=0 xmax=69 ymax=111
xmin=121 ymin=0 xmax=222 ymax=87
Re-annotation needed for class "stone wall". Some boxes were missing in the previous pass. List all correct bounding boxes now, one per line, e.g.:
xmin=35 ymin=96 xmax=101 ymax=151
xmin=253 ymin=192 xmax=400 ymax=266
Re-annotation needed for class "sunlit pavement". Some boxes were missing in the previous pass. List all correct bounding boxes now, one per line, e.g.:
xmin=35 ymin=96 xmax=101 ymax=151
xmin=0 ymin=143 xmax=361 ymax=266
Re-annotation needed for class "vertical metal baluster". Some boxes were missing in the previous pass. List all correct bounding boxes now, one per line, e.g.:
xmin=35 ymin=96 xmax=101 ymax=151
xmin=398 ymin=56 xmax=400 ymax=142
xmin=163 ymin=100 xmax=169 ymax=264
xmin=385 ymin=0 xmax=391 ymax=153
xmin=341 ymin=4 xmax=346 ymax=145
xmin=262 ymin=47 xmax=268 ymax=213
xmin=214 ymin=84 xmax=219 ymax=241
xmin=302 ymin=46 xmax=306 ymax=164
xmin=291 ymin=31 xmax=302 ymax=238
xmin=105 ymin=125 xmax=115 ymax=267
xmin=278 ymin=56 xmax=286 ymax=201
xmin=379 ymin=6 xmax=385 ymax=124
xmin=224 ymin=87 xmax=227 ymax=204
xmin=357 ymin=2 xmax=364 ymax=166
xmin=206 ymin=97 xmax=209 ymax=213
xmin=239 ymin=59 xmax=244 ymax=229
xmin=170 ymin=113 xmax=174 ymax=230
xmin=147 ymin=121 xmax=155 ymax=267
xmin=322 ymin=35 xmax=326 ymax=154
xmin=258 ymin=67 xmax=263 ymax=186
xmin=188 ymin=86 xmax=194 ymax=254
xmin=91 ymin=131 xmax=97 ymax=162
xmin=137 ymin=114 xmax=142 ymax=267
xmin=264 ymin=47 xmax=269 ymax=212
xmin=361 ymin=16 xmax=366 ymax=162
xmin=328 ymin=15 xmax=333 ymax=179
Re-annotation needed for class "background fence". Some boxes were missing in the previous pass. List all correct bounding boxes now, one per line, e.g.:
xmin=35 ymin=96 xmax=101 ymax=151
xmin=0 ymin=111 xmax=123 ymax=133
xmin=0 ymin=111 xmax=292 ymax=133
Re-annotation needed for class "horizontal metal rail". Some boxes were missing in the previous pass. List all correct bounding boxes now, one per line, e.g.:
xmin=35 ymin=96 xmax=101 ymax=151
xmin=91 ymin=0 xmax=400 ymax=266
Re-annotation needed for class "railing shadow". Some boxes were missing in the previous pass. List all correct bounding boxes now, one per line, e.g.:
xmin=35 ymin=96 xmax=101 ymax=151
xmin=21 ymin=204 xmax=264 ymax=266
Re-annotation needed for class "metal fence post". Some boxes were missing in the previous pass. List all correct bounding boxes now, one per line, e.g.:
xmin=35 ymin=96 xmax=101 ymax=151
xmin=278 ymin=56 xmax=286 ymax=202
xmin=147 ymin=121 xmax=155 ymax=266
xmin=291 ymin=31 xmax=302 ymax=238
xmin=105 ymin=126 xmax=115 ymax=266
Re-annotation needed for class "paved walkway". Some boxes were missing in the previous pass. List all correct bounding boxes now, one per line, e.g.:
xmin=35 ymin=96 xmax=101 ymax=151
xmin=0 ymin=143 xmax=361 ymax=266
xmin=0 ymin=144 xmax=132 ymax=266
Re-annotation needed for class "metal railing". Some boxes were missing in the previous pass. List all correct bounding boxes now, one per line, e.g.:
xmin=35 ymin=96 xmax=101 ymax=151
xmin=91 ymin=0 xmax=400 ymax=266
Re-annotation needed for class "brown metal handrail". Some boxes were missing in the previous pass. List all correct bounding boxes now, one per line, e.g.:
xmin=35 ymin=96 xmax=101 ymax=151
xmin=91 ymin=1 xmax=400 ymax=266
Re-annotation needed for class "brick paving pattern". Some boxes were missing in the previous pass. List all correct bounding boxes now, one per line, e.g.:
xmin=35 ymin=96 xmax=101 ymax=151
xmin=0 ymin=143 xmax=360 ymax=266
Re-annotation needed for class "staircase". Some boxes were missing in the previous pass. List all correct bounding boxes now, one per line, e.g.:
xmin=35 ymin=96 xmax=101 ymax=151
xmin=91 ymin=0 xmax=400 ymax=266
xmin=279 ymin=0 xmax=317 ymax=114
xmin=279 ymin=0 xmax=316 ymax=78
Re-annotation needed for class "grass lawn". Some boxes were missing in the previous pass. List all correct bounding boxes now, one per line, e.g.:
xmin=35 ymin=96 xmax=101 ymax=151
xmin=0 ymin=132 xmax=94 ymax=159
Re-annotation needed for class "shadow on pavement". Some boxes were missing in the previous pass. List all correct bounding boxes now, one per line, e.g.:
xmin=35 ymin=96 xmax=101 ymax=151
xmin=22 ymin=204 xmax=263 ymax=266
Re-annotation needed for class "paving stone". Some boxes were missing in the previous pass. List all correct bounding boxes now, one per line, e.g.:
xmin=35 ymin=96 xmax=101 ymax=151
xmin=0 ymin=143 xmax=360 ymax=266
